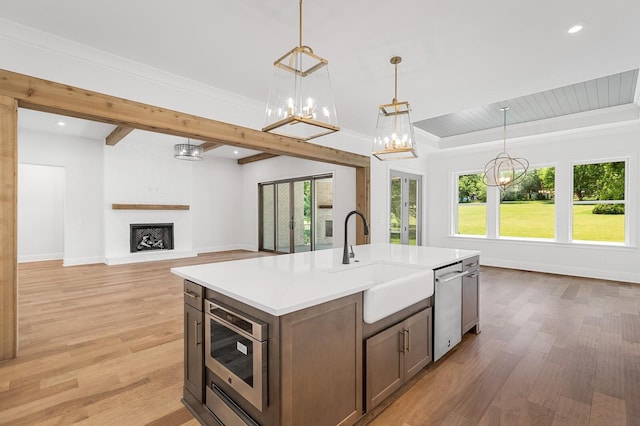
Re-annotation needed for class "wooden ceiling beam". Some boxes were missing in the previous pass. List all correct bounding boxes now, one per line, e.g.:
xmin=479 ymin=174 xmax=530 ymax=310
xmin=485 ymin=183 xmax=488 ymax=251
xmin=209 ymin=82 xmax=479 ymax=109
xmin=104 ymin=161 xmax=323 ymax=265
xmin=237 ymin=153 xmax=279 ymax=165
xmin=0 ymin=68 xmax=369 ymax=169
xmin=105 ymin=125 xmax=133 ymax=146
xmin=198 ymin=141 xmax=224 ymax=152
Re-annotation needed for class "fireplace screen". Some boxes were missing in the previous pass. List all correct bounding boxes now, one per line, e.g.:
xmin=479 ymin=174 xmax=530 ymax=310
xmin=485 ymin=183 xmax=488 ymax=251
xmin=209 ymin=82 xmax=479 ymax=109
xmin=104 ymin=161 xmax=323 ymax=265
xmin=130 ymin=223 xmax=174 ymax=253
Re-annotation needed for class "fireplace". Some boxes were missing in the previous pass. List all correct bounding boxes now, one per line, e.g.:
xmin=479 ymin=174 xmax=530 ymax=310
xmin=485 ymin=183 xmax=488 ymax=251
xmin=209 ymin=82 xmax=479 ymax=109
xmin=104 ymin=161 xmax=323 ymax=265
xmin=130 ymin=223 xmax=174 ymax=253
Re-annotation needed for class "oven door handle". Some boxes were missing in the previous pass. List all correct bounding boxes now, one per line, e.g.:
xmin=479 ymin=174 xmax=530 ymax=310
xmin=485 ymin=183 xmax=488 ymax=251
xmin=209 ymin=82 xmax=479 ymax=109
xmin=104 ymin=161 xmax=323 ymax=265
xmin=205 ymin=312 xmax=258 ymax=342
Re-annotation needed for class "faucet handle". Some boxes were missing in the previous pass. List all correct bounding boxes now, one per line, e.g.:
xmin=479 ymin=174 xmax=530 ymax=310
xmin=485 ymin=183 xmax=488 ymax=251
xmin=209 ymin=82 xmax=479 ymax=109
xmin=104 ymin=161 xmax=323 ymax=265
xmin=349 ymin=245 xmax=355 ymax=258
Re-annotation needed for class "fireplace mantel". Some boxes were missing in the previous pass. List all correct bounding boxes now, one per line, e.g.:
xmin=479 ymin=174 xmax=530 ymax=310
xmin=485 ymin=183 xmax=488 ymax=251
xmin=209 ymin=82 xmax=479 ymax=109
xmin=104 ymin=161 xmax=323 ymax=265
xmin=112 ymin=204 xmax=190 ymax=210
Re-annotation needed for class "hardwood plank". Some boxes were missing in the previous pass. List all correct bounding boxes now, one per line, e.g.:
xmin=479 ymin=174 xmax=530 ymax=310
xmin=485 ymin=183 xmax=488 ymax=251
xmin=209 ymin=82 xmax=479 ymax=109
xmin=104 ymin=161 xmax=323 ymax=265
xmin=105 ymin=125 xmax=133 ymax=146
xmin=589 ymin=392 xmax=626 ymax=426
xmin=0 ymin=68 xmax=370 ymax=168
xmin=0 ymin=95 xmax=18 ymax=360
xmin=551 ymin=396 xmax=591 ymax=425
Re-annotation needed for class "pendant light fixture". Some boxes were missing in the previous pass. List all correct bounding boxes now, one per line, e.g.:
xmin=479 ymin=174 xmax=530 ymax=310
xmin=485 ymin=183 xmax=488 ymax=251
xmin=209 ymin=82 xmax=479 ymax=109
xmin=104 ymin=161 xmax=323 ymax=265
xmin=372 ymin=56 xmax=417 ymax=161
xmin=262 ymin=0 xmax=339 ymax=141
xmin=174 ymin=138 xmax=203 ymax=161
xmin=482 ymin=106 xmax=528 ymax=190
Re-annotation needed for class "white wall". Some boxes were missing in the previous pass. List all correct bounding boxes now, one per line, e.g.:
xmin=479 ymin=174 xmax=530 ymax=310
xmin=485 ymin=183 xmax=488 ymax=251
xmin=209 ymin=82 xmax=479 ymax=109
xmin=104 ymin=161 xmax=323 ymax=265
xmin=192 ymin=154 xmax=244 ymax=253
xmin=426 ymin=120 xmax=640 ymax=283
xmin=18 ymin=129 xmax=105 ymax=265
xmin=17 ymin=163 xmax=65 ymax=262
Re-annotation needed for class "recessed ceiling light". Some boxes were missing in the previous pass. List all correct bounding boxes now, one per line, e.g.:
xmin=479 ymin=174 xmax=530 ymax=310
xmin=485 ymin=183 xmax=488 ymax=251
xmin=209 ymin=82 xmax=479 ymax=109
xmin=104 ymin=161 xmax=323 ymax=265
xmin=568 ymin=25 xmax=583 ymax=34
xmin=233 ymin=150 xmax=239 ymax=155
xmin=57 ymin=121 xmax=66 ymax=126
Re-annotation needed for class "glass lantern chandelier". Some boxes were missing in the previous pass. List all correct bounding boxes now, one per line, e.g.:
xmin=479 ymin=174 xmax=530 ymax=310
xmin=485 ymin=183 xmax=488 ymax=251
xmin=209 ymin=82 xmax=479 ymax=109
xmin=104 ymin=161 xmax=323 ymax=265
xmin=372 ymin=56 xmax=417 ymax=161
xmin=482 ymin=106 xmax=528 ymax=190
xmin=174 ymin=138 xmax=203 ymax=161
xmin=262 ymin=0 xmax=339 ymax=141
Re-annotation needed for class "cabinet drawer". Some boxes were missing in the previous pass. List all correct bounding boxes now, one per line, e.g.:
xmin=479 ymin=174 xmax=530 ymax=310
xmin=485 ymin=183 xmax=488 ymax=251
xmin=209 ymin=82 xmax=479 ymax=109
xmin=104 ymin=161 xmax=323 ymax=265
xmin=184 ymin=280 xmax=203 ymax=310
xmin=463 ymin=256 xmax=479 ymax=271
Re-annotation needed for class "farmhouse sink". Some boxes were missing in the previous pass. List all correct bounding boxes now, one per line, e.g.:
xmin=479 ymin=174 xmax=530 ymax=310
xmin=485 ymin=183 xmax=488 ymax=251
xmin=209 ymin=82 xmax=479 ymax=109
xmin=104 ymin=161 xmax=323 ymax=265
xmin=330 ymin=261 xmax=435 ymax=324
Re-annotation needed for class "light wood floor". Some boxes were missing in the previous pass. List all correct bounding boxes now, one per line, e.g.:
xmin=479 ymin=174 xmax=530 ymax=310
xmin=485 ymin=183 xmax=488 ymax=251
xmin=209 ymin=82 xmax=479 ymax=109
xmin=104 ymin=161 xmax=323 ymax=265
xmin=1 ymin=253 xmax=639 ymax=425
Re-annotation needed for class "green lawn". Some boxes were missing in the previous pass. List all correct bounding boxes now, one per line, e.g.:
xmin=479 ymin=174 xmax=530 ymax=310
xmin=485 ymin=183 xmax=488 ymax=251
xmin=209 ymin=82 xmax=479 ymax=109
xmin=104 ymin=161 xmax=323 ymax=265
xmin=458 ymin=201 xmax=624 ymax=242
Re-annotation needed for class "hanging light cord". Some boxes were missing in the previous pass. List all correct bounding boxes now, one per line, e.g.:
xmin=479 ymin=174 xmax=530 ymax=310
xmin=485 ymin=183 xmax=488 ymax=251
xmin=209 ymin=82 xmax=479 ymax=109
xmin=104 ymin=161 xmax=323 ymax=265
xmin=501 ymin=106 xmax=508 ymax=153
xmin=299 ymin=0 xmax=303 ymax=48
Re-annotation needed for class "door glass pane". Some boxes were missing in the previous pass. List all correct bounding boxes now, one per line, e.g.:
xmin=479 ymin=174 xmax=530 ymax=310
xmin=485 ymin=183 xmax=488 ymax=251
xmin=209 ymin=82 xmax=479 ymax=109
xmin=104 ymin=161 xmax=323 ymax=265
xmin=314 ymin=177 xmax=333 ymax=250
xmin=276 ymin=182 xmax=291 ymax=253
xmin=408 ymin=178 xmax=418 ymax=246
xmin=390 ymin=176 xmax=402 ymax=244
xmin=261 ymin=184 xmax=274 ymax=251
xmin=293 ymin=180 xmax=311 ymax=252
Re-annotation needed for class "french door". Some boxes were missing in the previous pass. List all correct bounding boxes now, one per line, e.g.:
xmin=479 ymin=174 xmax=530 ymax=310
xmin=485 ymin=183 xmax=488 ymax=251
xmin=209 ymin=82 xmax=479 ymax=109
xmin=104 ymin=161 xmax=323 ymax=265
xmin=259 ymin=174 xmax=333 ymax=253
xmin=390 ymin=171 xmax=422 ymax=246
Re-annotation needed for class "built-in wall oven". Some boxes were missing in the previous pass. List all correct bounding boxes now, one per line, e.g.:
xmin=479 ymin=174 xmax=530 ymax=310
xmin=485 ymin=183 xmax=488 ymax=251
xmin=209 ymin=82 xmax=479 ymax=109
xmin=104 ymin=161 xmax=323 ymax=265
xmin=204 ymin=300 xmax=268 ymax=413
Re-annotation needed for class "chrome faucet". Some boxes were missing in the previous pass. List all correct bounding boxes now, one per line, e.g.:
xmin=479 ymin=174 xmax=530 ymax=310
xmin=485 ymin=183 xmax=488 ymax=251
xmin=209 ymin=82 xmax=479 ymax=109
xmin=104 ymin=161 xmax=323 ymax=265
xmin=343 ymin=210 xmax=370 ymax=264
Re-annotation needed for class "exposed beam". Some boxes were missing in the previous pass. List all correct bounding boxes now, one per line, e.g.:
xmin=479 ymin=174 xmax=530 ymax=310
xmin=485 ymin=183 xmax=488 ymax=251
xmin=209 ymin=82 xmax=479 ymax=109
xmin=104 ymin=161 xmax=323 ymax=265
xmin=105 ymin=125 xmax=134 ymax=146
xmin=0 ymin=95 xmax=18 ymax=360
xmin=0 ymin=68 xmax=369 ymax=169
xmin=237 ymin=153 xmax=280 ymax=165
xmin=198 ymin=142 xmax=223 ymax=152
xmin=355 ymin=166 xmax=371 ymax=245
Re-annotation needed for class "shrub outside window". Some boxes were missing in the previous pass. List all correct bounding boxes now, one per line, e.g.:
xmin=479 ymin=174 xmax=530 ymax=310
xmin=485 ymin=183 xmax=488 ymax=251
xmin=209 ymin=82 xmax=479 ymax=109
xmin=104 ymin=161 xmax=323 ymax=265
xmin=572 ymin=161 xmax=625 ymax=243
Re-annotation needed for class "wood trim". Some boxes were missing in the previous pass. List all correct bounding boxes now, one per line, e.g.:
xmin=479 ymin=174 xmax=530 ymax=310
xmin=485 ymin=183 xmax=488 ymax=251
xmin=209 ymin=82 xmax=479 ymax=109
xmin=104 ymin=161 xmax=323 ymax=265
xmin=356 ymin=166 xmax=371 ymax=245
xmin=105 ymin=125 xmax=133 ymax=146
xmin=0 ymin=68 xmax=369 ymax=168
xmin=0 ymin=95 xmax=18 ymax=360
xmin=237 ymin=152 xmax=279 ymax=165
xmin=111 ymin=204 xmax=190 ymax=210
xmin=198 ymin=141 xmax=223 ymax=152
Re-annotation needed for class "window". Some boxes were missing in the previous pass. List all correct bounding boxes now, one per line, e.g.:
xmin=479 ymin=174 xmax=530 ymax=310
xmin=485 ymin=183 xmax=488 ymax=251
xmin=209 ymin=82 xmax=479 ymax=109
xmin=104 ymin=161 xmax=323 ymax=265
xmin=572 ymin=161 xmax=625 ymax=243
xmin=259 ymin=174 xmax=333 ymax=253
xmin=456 ymin=173 xmax=486 ymax=236
xmin=499 ymin=167 xmax=555 ymax=239
xmin=389 ymin=171 xmax=422 ymax=245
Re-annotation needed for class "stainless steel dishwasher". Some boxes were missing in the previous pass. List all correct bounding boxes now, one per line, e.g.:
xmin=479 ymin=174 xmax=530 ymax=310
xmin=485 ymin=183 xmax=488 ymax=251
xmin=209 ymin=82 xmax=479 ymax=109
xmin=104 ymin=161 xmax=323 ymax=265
xmin=433 ymin=262 xmax=468 ymax=362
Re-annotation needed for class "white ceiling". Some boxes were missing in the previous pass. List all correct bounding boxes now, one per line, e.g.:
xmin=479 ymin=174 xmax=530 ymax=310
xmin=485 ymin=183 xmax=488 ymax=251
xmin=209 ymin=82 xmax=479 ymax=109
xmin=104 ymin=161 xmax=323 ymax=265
xmin=4 ymin=0 xmax=640 ymax=149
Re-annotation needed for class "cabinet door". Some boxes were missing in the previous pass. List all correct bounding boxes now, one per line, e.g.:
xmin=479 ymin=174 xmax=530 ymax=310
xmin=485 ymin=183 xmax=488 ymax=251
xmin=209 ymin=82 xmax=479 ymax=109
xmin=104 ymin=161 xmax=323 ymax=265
xmin=403 ymin=307 xmax=432 ymax=380
xmin=365 ymin=322 xmax=404 ymax=412
xmin=462 ymin=270 xmax=479 ymax=335
xmin=184 ymin=304 xmax=204 ymax=402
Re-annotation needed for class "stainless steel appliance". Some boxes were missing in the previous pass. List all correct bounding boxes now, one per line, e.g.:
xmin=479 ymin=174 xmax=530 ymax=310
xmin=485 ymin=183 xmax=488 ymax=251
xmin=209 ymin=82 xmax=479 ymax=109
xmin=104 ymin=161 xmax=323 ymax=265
xmin=204 ymin=300 xmax=268 ymax=412
xmin=433 ymin=262 xmax=468 ymax=361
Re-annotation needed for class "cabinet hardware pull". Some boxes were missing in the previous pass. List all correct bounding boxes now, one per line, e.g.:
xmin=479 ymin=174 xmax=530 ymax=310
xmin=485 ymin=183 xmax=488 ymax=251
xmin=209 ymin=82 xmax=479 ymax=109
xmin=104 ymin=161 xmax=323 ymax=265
xmin=194 ymin=321 xmax=201 ymax=347
xmin=404 ymin=330 xmax=410 ymax=353
xmin=436 ymin=270 xmax=469 ymax=283
xmin=467 ymin=262 xmax=478 ymax=268
xmin=468 ymin=273 xmax=479 ymax=278
xmin=184 ymin=291 xmax=198 ymax=299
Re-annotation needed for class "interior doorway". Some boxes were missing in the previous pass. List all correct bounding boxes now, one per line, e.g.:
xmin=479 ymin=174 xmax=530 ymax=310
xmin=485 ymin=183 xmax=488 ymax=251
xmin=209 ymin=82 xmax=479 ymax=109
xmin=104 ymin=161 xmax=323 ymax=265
xmin=389 ymin=171 xmax=422 ymax=246
xmin=259 ymin=174 xmax=333 ymax=253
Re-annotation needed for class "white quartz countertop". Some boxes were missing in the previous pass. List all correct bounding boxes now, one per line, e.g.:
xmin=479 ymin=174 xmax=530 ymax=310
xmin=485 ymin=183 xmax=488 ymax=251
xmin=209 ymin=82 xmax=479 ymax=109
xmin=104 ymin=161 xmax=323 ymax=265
xmin=171 ymin=243 xmax=480 ymax=316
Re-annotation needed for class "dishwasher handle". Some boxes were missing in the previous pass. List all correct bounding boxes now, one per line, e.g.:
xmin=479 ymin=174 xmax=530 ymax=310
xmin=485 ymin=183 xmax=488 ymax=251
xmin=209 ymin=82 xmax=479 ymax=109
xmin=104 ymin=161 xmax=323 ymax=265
xmin=435 ymin=270 xmax=469 ymax=283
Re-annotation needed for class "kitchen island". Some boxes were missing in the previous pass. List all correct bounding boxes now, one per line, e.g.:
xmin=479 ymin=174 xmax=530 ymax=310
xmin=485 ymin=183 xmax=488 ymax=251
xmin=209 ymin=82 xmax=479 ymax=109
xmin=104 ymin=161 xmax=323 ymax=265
xmin=172 ymin=244 xmax=480 ymax=426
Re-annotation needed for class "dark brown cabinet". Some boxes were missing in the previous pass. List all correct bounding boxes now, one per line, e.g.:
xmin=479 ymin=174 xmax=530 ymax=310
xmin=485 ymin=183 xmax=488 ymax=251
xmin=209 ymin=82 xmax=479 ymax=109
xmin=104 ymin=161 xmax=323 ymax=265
xmin=365 ymin=307 xmax=432 ymax=411
xmin=461 ymin=256 xmax=480 ymax=335
xmin=184 ymin=281 xmax=204 ymax=403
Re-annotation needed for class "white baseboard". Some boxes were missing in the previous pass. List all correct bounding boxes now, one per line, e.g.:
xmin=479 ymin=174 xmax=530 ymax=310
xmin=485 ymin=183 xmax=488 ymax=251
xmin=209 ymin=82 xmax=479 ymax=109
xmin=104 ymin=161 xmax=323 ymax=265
xmin=195 ymin=244 xmax=256 ymax=254
xmin=63 ymin=256 xmax=106 ymax=266
xmin=480 ymin=256 xmax=640 ymax=284
xmin=18 ymin=252 xmax=64 ymax=263
xmin=105 ymin=250 xmax=198 ymax=265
